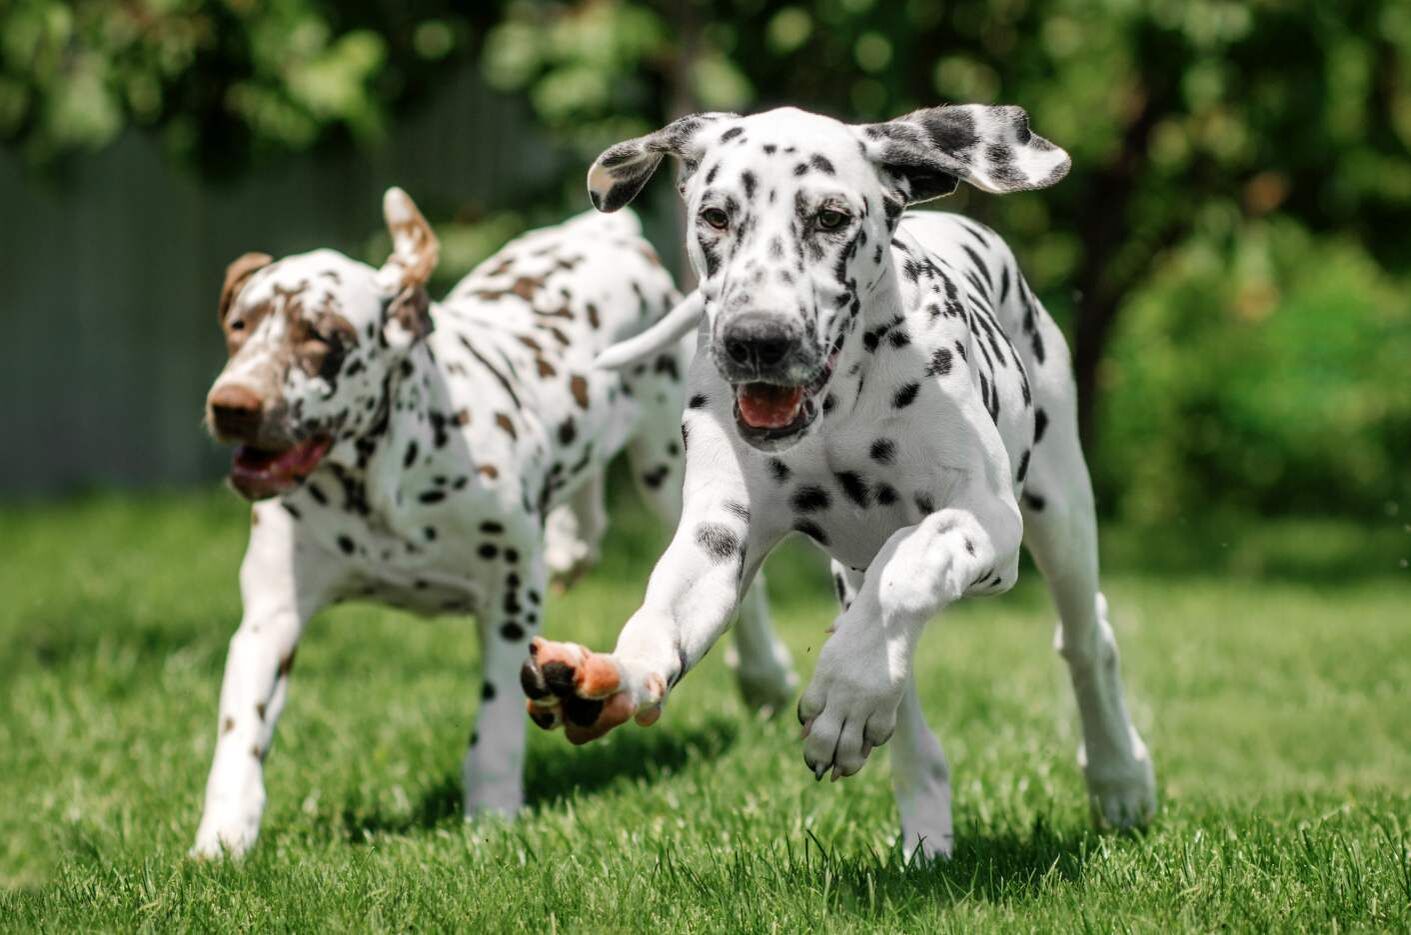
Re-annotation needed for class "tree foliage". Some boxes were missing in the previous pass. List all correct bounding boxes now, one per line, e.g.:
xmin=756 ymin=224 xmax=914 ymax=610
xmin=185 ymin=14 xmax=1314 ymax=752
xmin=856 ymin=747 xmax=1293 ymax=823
xmin=4 ymin=0 xmax=1408 ymax=518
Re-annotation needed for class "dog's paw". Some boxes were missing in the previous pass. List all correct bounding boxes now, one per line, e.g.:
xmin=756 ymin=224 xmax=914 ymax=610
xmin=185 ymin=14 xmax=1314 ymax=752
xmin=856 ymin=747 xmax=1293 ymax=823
xmin=520 ymin=638 xmax=665 ymax=744
xmin=543 ymin=507 xmax=601 ymax=592
xmin=797 ymin=637 xmax=901 ymax=780
xmin=1082 ymin=738 xmax=1157 ymax=830
xmin=190 ymin=816 xmax=259 ymax=860
xmin=725 ymin=643 xmax=798 ymax=719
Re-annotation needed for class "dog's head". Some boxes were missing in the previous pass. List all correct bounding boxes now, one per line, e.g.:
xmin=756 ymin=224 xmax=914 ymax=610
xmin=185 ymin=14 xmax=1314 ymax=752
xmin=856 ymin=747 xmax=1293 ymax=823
xmin=205 ymin=187 xmax=438 ymax=500
xmin=588 ymin=105 xmax=1068 ymax=451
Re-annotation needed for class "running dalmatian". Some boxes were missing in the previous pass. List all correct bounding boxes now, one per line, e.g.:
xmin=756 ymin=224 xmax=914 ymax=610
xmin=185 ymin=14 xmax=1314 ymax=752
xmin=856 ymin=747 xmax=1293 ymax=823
xmin=521 ymin=104 xmax=1157 ymax=858
xmin=193 ymin=188 xmax=796 ymax=858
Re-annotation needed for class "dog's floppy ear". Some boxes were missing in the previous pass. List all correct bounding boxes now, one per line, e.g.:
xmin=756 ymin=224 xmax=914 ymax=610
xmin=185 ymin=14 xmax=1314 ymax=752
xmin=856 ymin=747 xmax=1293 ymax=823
xmin=587 ymin=112 xmax=736 ymax=212
xmin=858 ymin=104 xmax=1071 ymax=204
xmin=219 ymin=252 xmax=272 ymax=323
xmin=377 ymin=187 xmax=437 ymax=347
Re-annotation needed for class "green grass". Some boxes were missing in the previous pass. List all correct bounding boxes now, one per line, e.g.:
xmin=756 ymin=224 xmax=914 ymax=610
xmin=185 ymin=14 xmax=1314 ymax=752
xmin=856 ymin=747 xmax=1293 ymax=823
xmin=2 ymin=487 xmax=1409 ymax=931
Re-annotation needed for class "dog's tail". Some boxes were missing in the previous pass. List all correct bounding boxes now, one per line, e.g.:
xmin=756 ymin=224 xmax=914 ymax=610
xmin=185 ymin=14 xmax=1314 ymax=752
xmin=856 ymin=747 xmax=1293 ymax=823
xmin=593 ymin=291 xmax=703 ymax=370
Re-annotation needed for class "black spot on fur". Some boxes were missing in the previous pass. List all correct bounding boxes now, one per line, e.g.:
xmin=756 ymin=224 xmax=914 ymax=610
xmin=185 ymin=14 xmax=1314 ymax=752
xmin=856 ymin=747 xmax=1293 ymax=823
xmin=875 ymin=483 xmax=899 ymax=505
xmin=696 ymin=522 xmax=742 ymax=564
xmin=337 ymin=535 xmax=355 ymax=555
xmin=1016 ymin=450 xmax=1031 ymax=483
xmin=500 ymin=622 xmax=526 ymax=641
xmin=835 ymin=471 xmax=870 ymax=508
xmin=769 ymin=459 xmax=791 ymax=482
xmin=892 ymin=382 xmax=921 ymax=409
xmin=915 ymin=493 xmax=936 ymax=514
xmin=1023 ymin=491 xmax=1046 ymax=512
xmin=1034 ymin=408 xmax=1049 ymax=444
xmin=793 ymin=520 xmax=828 ymax=544
xmin=688 ymin=394 xmax=708 ymax=409
xmin=791 ymin=485 xmax=831 ymax=513
xmin=927 ymin=347 xmax=953 ymax=377
xmin=870 ymin=438 xmax=896 ymax=464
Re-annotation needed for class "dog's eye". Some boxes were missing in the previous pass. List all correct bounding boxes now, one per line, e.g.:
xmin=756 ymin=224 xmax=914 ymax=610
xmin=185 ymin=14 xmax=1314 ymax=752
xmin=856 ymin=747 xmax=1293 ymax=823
xmin=229 ymin=319 xmax=245 ymax=332
xmin=816 ymin=209 xmax=849 ymax=231
xmin=701 ymin=207 xmax=730 ymax=230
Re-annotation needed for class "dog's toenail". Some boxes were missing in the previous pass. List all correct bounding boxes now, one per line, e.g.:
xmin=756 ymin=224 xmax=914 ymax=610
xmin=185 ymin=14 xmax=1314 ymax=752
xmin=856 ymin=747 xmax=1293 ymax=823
xmin=520 ymin=660 xmax=550 ymax=700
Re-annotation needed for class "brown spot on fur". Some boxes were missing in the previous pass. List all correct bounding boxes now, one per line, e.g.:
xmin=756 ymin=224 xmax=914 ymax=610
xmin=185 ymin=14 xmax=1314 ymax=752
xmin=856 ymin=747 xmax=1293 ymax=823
xmin=251 ymin=508 xmax=260 ymax=526
xmin=454 ymin=408 xmax=472 ymax=426
xmin=586 ymin=303 xmax=601 ymax=329
xmin=222 ymin=717 xmax=235 ymax=735
xmin=495 ymin=412 xmax=517 ymax=440
xmin=478 ymin=464 xmax=500 ymax=479
xmin=255 ymin=703 xmax=266 ymax=721
xmin=278 ymin=649 xmax=297 ymax=677
xmin=536 ymin=358 xmax=557 ymax=378
xmin=569 ymin=374 xmax=590 ymax=409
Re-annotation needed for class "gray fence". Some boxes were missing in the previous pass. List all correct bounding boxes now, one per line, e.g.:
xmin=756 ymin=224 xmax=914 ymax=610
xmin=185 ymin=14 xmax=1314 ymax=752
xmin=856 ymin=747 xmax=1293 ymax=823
xmin=0 ymin=64 xmax=564 ymax=495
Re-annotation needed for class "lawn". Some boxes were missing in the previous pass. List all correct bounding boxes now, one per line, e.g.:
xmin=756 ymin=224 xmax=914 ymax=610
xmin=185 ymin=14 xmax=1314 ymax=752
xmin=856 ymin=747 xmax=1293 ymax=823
xmin=1 ymin=486 xmax=1409 ymax=931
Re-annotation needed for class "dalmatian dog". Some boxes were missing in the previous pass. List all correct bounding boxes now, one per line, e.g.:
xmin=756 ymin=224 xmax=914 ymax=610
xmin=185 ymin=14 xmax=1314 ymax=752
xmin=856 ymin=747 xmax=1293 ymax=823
xmin=192 ymin=188 xmax=796 ymax=858
xmin=520 ymin=105 xmax=1157 ymax=858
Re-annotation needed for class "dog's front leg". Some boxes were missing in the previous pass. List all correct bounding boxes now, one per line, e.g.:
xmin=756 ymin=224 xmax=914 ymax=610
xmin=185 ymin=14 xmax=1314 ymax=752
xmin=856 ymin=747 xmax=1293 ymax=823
xmin=799 ymin=491 xmax=1022 ymax=780
xmin=522 ymin=493 xmax=767 ymax=744
xmin=192 ymin=503 xmax=340 ymax=859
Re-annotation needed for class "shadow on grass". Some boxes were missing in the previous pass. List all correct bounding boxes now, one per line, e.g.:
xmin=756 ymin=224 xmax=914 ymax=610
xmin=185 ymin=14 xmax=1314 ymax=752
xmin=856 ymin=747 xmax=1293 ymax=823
xmin=654 ymin=816 xmax=1112 ymax=917
xmin=337 ymin=717 xmax=739 ymax=841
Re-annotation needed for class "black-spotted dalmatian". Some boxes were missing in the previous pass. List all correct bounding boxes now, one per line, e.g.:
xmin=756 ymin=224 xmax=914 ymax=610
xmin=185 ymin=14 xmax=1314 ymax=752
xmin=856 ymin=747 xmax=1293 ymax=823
xmin=521 ymin=105 xmax=1157 ymax=858
xmin=192 ymin=188 xmax=796 ymax=858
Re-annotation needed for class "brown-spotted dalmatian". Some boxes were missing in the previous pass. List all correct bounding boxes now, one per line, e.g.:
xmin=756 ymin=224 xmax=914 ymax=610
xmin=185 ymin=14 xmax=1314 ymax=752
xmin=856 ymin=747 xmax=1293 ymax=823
xmin=521 ymin=105 xmax=1157 ymax=859
xmin=192 ymin=188 xmax=796 ymax=858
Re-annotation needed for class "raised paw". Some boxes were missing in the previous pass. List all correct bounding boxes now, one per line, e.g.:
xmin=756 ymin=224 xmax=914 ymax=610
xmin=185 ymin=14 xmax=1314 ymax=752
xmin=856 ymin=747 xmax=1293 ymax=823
xmin=520 ymin=638 xmax=665 ymax=745
xmin=796 ymin=638 xmax=902 ymax=781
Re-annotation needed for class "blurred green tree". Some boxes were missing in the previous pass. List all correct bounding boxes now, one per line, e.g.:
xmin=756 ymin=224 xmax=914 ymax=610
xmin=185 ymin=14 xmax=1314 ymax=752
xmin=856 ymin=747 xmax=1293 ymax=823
xmin=4 ymin=0 xmax=1408 ymax=519
xmin=479 ymin=0 xmax=1411 ymax=454
xmin=0 ymin=0 xmax=493 ymax=175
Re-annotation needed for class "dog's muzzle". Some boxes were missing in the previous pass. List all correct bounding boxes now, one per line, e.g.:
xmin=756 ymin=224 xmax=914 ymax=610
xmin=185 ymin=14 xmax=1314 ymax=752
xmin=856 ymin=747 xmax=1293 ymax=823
xmin=712 ymin=312 xmax=834 ymax=452
xmin=207 ymin=383 xmax=330 ymax=500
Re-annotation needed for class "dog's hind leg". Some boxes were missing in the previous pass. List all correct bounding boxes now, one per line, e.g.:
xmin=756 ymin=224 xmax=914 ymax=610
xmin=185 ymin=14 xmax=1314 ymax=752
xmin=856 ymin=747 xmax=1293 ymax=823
xmin=544 ymin=471 xmax=608 ymax=591
xmin=831 ymin=560 xmax=952 ymax=859
xmin=463 ymin=547 xmax=547 ymax=819
xmin=1020 ymin=377 xmax=1156 ymax=829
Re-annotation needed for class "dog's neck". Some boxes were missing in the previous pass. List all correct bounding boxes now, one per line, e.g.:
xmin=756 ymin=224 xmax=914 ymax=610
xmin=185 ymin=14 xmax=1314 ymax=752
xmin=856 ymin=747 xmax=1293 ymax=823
xmin=823 ymin=252 xmax=907 ymax=416
xmin=316 ymin=335 xmax=451 ymax=535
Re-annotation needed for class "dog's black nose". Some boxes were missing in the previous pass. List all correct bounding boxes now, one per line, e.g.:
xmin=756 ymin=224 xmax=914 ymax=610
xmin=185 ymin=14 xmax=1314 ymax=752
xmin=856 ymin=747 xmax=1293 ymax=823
xmin=721 ymin=313 xmax=796 ymax=372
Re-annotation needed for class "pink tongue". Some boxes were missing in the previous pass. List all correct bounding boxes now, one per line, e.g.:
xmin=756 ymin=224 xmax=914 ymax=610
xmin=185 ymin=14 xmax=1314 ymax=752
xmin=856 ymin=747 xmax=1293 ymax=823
xmin=737 ymin=384 xmax=804 ymax=429
xmin=236 ymin=438 xmax=330 ymax=481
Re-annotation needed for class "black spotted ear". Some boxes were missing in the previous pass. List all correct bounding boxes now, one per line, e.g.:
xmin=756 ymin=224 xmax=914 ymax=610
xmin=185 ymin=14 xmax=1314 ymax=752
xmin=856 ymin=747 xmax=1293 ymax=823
xmin=587 ymin=112 xmax=737 ymax=212
xmin=859 ymin=104 xmax=1071 ymax=204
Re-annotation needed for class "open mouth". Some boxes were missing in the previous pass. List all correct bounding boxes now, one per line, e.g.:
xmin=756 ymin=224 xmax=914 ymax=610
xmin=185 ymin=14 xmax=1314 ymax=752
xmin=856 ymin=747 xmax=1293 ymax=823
xmin=229 ymin=436 xmax=331 ymax=500
xmin=731 ymin=353 xmax=836 ymax=450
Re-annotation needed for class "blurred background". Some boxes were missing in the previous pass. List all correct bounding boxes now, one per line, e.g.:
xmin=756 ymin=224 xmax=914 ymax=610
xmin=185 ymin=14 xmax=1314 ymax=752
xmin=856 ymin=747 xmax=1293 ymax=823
xmin=2 ymin=0 xmax=1409 ymax=528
